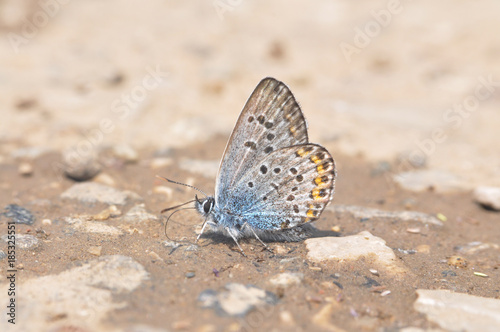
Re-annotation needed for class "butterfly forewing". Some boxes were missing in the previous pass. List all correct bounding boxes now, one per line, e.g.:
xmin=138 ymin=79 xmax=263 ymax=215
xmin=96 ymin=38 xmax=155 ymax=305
xmin=228 ymin=144 xmax=335 ymax=231
xmin=215 ymin=78 xmax=308 ymax=204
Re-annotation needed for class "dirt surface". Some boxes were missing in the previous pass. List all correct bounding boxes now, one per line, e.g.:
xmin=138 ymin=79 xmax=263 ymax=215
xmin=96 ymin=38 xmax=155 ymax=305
xmin=1 ymin=135 xmax=499 ymax=331
xmin=1 ymin=1 xmax=500 ymax=331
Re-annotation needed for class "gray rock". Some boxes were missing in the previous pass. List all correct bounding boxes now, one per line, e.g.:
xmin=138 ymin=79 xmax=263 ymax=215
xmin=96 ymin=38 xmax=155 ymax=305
xmin=0 ymin=255 xmax=148 ymax=332
xmin=414 ymin=289 xmax=500 ymax=332
xmin=1 ymin=234 xmax=39 ymax=249
xmin=64 ymin=216 xmax=123 ymax=235
xmin=474 ymin=186 xmax=500 ymax=211
xmin=2 ymin=204 xmax=35 ymax=225
xmin=121 ymin=204 xmax=159 ymax=223
xmin=329 ymin=204 xmax=442 ymax=226
xmin=61 ymin=182 xmax=135 ymax=205
xmin=63 ymin=149 xmax=101 ymax=181
xmin=198 ymin=283 xmax=278 ymax=317
xmin=393 ymin=169 xmax=466 ymax=193
xmin=0 ymin=250 xmax=6 ymax=260
xmin=305 ymin=231 xmax=407 ymax=274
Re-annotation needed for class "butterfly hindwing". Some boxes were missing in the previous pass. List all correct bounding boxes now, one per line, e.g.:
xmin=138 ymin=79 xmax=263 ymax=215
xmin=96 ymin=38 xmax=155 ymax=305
xmin=227 ymin=144 xmax=335 ymax=231
xmin=215 ymin=78 xmax=308 ymax=204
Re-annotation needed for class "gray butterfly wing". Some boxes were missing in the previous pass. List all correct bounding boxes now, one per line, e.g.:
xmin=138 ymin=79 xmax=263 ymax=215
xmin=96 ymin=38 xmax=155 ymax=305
xmin=215 ymin=77 xmax=308 ymax=205
xmin=225 ymin=143 xmax=335 ymax=230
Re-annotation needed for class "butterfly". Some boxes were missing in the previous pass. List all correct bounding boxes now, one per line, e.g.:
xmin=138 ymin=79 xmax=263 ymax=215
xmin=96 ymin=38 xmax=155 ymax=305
xmin=162 ymin=77 xmax=335 ymax=254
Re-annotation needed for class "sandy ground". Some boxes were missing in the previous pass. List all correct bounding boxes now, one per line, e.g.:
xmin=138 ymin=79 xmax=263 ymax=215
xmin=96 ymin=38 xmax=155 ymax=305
xmin=0 ymin=0 xmax=500 ymax=331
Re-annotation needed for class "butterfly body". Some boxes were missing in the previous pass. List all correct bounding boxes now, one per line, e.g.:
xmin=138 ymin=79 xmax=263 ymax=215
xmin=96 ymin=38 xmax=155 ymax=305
xmin=193 ymin=77 xmax=336 ymax=249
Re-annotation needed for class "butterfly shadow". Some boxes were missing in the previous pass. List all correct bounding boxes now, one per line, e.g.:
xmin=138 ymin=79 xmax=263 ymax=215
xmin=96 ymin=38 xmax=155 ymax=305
xmin=198 ymin=224 xmax=340 ymax=248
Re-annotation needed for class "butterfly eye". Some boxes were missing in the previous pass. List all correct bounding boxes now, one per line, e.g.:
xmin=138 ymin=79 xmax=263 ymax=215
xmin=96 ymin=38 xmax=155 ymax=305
xmin=203 ymin=200 xmax=213 ymax=214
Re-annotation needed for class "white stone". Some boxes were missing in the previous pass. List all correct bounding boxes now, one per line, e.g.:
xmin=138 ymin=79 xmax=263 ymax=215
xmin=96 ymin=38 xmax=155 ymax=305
xmin=0 ymin=255 xmax=148 ymax=332
xmin=65 ymin=216 xmax=123 ymax=235
xmin=474 ymin=186 xmax=500 ymax=211
xmin=198 ymin=283 xmax=277 ymax=317
xmin=61 ymin=182 xmax=137 ymax=205
xmin=269 ymin=272 xmax=303 ymax=288
xmin=305 ymin=231 xmax=407 ymax=273
xmin=111 ymin=144 xmax=139 ymax=163
xmin=414 ymin=289 xmax=500 ymax=332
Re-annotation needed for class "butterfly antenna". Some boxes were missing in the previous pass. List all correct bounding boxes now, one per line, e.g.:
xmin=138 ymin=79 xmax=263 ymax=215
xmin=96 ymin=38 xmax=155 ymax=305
xmin=160 ymin=199 xmax=196 ymax=214
xmin=163 ymin=206 xmax=196 ymax=240
xmin=156 ymin=175 xmax=208 ymax=197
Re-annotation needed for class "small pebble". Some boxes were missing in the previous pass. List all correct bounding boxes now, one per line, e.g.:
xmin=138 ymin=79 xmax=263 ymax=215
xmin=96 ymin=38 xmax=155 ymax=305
xmin=331 ymin=225 xmax=341 ymax=232
xmin=369 ymin=269 xmax=379 ymax=276
xmin=153 ymin=186 xmax=173 ymax=199
xmin=198 ymin=283 xmax=278 ymax=317
xmin=312 ymin=303 xmax=340 ymax=330
xmin=448 ymin=255 xmax=468 ymax=268
xmin=163 ymin=240 xmax=181 ymax=249
xmin=42 ymin=219 xmax=52 ymax=225
xmin=473 ymin=272 xmax=488 ymax=278
xmin=149 ymin=251 xmax=163 ymax=262
xmin=93 ymin=173 xmax=116 ymax=186
xmin=274 ymin=245 xmax=288 ymax=255
xmin=88 ymin=246 xmax=102 ymax=256
xmin=18 ymin=162 xmax=34 ymax=176
xmin=186 ymin=272 xmax=196 ymax=278
xmin=380 ymin=290 xmax=391 ymax=297
xmin=151 ymin=158 xmax=173 ymax=169
xmin=416 ymin=244 xmax=430 ymax=254
xmin=309 ymin=266 xmax=322 ymax=272
xmin=112 ymin=144 xmax=139 ymax=163
xmin=184 ymin=244 xmax=199 ymax=252
xmin=442 ymin=270 xmax=457 ymax=277
xmin=269 ymin=272 xmax=304 ymax=288
xmin=94 ymin=205 xmax=121 ymax=221
xmin=279 ymin=310 xmax=295 ymax=325
xmin=63 ymin=150 xmax=101 ymax=181
xmin=473 ymin=186 xmax=500 ymax=211
xmin=406 ymin=227 xmax=421 ymax=234
xmin=437 ymin=213 xmax=447 ymax=222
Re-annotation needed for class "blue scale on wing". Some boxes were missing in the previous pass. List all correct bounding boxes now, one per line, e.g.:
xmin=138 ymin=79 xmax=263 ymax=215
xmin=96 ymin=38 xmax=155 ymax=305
xmin=229 ymin=144 xmax=336 ymax=231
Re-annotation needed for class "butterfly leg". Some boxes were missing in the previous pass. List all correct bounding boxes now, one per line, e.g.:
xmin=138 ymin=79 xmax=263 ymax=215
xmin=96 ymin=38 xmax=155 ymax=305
xmin=195 ymin=218 xmax=209 ymax=243
xmin=243 ymin=223 xmax=274 ymax=254
xmin=227 ymin=231 xmax=247 ymax=257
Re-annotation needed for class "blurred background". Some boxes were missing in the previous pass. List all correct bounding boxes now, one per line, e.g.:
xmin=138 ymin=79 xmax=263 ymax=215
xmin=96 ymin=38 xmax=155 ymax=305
xmin=1 ymin=0 xmax=500 ymax=189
